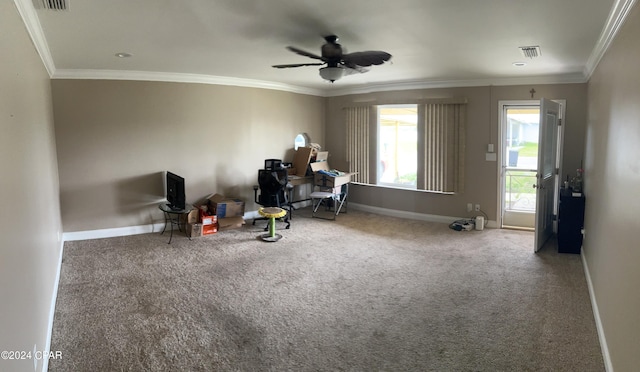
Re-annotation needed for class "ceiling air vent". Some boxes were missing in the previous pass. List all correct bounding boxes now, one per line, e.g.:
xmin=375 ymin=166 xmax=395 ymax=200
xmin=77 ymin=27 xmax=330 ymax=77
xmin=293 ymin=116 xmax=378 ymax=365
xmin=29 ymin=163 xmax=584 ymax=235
xmin=519 ymin=45 xmax=541 ymax=59
xmin=33 ymin=0 xmax=69 ymax=11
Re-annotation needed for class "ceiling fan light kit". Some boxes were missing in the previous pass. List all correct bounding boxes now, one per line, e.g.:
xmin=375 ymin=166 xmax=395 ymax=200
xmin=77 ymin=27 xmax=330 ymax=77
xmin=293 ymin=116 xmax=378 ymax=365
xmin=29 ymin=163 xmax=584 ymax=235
xmin=319 ymin=66 xmax=345 ymax=82
xmin=273 ymin=35 xmax=391 ymax=83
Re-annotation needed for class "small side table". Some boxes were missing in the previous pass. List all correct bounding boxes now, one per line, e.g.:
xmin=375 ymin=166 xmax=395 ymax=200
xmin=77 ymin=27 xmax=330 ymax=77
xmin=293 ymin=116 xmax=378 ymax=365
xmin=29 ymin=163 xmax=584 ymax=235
xmin=159 ymin=203 xmax=194 ymax=244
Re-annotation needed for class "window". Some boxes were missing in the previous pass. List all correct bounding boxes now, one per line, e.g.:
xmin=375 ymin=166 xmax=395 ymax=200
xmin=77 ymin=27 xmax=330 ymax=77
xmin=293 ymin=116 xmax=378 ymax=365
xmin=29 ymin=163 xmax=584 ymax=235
xmin=378 ymin=105 xmax=418 ymax=188
xmin=294 ymin=133 xmax=310 ymax=150
xmin=345 ymin=100 xmax=466 ymax=193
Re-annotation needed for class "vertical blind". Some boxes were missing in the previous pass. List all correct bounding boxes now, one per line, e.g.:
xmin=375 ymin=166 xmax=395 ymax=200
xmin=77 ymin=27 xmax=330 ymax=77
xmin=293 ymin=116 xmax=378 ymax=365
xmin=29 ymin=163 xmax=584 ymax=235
xmin=345 ymin=101 xmax=466 ymax=193
xmin=345 ymin=106 xmax=370 ymax=184
xmin=423 ymin=103 xmax=466 ymax=193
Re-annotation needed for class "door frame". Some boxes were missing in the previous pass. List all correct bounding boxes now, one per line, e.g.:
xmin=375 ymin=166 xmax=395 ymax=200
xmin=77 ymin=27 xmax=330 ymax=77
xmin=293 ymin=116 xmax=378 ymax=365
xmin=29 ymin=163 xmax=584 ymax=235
xmin=497 ymin=99 xmax=566 ymax=231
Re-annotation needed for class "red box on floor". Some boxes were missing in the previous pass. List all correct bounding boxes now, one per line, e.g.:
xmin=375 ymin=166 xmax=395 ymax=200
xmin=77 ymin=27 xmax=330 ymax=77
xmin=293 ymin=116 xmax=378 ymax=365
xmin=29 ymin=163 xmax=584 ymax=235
xmin=202 ymin=223 xmax=218 ymax=235
xmin=200 ymin=210 xmax=218 ymax=226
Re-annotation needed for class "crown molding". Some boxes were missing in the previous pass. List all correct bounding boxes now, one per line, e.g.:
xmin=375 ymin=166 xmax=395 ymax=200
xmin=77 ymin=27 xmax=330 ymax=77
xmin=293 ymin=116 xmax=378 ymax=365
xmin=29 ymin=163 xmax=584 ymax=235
xmin=48 ymin=69 xmax=588 ymax=98
xmin=584 ymin=0 xmax=638 ymax=80
xmin=13 ymin=0 xmax=56 ymax=77
xmin=324 ymin=74 xmax=588 ymax=97
xmin=52 ymin=69 xmax=325 ymax=96
xmin=52 ymin=69 xmax=587 ymax=98
xmin=16 ymin=0 xmax=624 ymax=98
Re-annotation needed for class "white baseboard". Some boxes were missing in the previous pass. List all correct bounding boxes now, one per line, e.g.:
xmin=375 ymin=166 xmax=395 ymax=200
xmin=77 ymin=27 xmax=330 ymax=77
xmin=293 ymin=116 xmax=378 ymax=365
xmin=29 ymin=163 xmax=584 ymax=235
xmin=63 ymin=222 xmax=166 ymax=241
xmin=349 ymin=202 xmax=498 ymax=227
xmin=63 ymin=213 xmax=271 ymax=242
xmin=62 ymin=213 xmax=267 ymax=241
xmin=581 ymin=251 xmax=613 ymax=372
xmin=41 ymin=238 xmax=64 ymax=372
xmin=63 ymin=202 xmax=494 ymax=242
xmin=245 ymin=202 xmax=312 ymax=221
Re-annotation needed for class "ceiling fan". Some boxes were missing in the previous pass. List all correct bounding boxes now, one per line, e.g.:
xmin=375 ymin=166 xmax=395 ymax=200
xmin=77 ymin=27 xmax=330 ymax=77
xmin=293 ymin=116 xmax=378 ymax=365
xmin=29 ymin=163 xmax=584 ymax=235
xmin=272 ymin=35 xmax=392 ymax=82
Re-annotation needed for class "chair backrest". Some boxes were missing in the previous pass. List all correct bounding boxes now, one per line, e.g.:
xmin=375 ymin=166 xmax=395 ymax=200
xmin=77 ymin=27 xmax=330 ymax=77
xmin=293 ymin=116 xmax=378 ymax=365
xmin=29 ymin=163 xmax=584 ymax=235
xmin=264 ymin=159 xmax=282 ymax=170
xmin=257 ymin=168 xmax=288 ymax=207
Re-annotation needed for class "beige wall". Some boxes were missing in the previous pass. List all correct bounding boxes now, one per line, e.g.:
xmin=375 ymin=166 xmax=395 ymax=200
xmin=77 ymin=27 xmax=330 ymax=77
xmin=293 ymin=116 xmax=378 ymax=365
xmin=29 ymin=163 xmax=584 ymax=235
xmin=325 ymin=84 xmax=587 ymax=221
xmin=52 ymin=80 xmax=325 ymax=232
xmin=0 ymin=2 xmax=63 ymax=372
xmin=584 ymin=2 xmax=640 ymax=370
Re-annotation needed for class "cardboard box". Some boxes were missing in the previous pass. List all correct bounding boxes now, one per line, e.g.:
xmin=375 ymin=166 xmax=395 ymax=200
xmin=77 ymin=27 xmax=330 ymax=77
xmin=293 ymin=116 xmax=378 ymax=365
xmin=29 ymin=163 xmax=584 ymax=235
xmin=292 ymin=147 xmax=313 ymax=177
xmin=202 ymin=223 xmax=218 ymax=235
xmin=218 ymin=216 xmax=245 ymax=230
xmin=201 ymin=215 xmax=217 ymax=226
xmin=200 ymin=209 xmax=218 ymax=225
xmin=207 ymin=194 xmax=245 ymax=218
xmin=315 ymin=151 xmax=329 ymax=162
xmin=310 ymin=159 xmax=354 ymax=188
xmin=186 ymin=223 xmax=203 ymax=238
xmin=184 ymin=208 xmax=200 ymax=224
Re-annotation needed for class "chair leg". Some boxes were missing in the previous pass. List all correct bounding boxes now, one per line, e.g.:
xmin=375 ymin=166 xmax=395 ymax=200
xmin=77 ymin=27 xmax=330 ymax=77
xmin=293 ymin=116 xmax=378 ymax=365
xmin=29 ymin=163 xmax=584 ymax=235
xmin=312 ymin=196 xmax=336 ymax=220
xmin=284 ymin=212 xmax=291 ymax=229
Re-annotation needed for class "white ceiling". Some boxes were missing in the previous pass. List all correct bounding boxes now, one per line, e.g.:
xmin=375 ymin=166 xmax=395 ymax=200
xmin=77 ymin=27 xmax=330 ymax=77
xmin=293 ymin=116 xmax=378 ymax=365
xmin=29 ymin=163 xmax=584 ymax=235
xmin=16 ymin=0 xmax=634 ymax=96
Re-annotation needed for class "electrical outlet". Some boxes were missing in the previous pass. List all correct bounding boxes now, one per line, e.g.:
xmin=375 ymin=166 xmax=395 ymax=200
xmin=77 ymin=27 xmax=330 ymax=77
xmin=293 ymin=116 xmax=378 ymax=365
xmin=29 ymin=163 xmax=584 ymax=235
xmin=467 ymin=203 xmax=472 ymax=212
xmin=475 ymin=204 xmax=480 ymax=212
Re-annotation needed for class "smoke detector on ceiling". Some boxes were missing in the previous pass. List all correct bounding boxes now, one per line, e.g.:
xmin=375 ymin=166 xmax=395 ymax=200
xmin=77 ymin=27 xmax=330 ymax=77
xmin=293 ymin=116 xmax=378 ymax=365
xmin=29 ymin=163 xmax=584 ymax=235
xmin=519 ymin=45 xmax=541 ymax=59
xmin=33 ymin=0 xmax=69 ymax=11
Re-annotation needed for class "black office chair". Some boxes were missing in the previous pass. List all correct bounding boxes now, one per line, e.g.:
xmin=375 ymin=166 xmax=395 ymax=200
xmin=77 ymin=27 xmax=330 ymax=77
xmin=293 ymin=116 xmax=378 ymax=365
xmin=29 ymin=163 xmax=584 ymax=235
xmin=264 ymin=159 xmax=282 ymax=170
xmin=253 ymin=168 xmax=292 ymax=229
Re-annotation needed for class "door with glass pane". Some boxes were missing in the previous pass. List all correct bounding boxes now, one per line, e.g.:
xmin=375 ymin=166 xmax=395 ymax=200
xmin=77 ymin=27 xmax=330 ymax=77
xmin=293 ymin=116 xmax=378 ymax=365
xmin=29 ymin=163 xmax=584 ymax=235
xmin=534 ymin=98 xmax=561 ymax=252
xmin=501 ymin=104 xmax=540 ymax=229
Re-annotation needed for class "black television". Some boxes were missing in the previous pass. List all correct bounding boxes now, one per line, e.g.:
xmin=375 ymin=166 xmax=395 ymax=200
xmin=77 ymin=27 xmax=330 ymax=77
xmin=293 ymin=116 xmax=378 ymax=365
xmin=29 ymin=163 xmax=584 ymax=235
xmin=166 ymin=171 xmax=186 ymax=210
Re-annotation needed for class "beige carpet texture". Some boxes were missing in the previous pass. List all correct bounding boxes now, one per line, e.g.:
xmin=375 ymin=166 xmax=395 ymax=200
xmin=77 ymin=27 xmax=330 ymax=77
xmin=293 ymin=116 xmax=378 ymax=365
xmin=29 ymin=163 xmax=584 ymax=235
xmin=49 ymin=208 xmax=605 ymax=371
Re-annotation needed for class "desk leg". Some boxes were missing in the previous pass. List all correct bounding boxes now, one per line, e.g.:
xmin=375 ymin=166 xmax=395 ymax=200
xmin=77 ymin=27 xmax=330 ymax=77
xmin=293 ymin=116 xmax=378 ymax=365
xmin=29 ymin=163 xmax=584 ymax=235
xmin=288 ymin=188 xmax=294 ymax=219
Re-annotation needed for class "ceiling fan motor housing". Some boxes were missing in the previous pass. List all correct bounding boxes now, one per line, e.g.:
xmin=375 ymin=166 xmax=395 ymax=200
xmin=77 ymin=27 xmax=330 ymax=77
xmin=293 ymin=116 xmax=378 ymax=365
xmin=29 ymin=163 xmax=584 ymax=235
xmin=322 ymin=35 xmax=343 ymax=61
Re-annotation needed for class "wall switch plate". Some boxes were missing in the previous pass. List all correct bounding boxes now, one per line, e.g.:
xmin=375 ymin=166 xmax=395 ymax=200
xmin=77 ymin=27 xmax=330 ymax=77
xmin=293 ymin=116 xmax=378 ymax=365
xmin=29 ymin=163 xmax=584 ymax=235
xmin=488 ymin=143 xmax=494 ymax=153
xmin=467 ymin=203 xmax=473 ymax=212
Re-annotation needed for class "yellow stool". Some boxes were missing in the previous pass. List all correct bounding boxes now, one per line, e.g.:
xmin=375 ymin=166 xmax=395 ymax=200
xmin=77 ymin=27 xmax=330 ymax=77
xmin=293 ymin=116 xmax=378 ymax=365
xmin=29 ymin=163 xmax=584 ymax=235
xmin=258 ymin=207 xmax=287 ymax=242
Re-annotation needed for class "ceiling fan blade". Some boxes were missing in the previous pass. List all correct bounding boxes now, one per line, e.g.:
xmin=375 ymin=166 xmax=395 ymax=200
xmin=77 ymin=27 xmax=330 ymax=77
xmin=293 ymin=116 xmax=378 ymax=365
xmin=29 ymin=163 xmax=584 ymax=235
xmin=343 ymin=66 xmax=370 ymax=75
xmin=272 ymin=63 xmax=325 ymax=69
xmin=342 ymin=51 xmax=392 ymax=67
xmin=286 ymin=46 xmax=325 ymax=61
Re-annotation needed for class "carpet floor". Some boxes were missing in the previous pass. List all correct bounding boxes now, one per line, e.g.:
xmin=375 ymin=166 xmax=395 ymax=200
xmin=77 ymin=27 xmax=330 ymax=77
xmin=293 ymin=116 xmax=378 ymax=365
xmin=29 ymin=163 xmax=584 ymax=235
xmin=49 ymin=208 xmax=605 ymax=371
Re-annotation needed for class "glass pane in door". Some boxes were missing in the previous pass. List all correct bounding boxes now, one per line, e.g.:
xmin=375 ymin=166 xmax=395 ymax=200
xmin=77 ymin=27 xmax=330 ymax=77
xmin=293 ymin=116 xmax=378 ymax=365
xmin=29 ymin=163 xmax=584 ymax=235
xmin=502 ymin=107 xmax=539 ymax=228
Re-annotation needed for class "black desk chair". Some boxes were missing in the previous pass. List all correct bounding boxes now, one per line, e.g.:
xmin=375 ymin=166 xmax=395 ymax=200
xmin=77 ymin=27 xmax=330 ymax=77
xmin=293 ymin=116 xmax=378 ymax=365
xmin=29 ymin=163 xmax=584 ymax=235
xmin=253 ymin=168 xmax=292 ymax=229
xmin=264 ymin=159 xmax=282 ymax=170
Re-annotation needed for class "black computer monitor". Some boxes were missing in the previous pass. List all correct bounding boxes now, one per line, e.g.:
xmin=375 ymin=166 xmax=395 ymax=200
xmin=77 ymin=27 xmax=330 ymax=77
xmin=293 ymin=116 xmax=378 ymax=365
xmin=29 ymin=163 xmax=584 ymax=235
xmin=166 ymin=171 xmax=186 ymax=210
